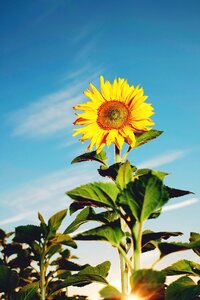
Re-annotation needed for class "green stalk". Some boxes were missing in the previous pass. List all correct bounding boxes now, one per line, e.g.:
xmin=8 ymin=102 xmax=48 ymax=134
xmin=132 ymin=221 xmax=143 ymax=271
xmin=114 ymin=145 xmax=129 ymax=297
xmin=40 ymin=244 xmax=47 ymax=300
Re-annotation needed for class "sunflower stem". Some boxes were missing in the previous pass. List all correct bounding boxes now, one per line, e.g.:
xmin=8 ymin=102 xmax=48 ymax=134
xmin=114 ymin=145 xmax=121 ymax=163
xmin=122 ymin=145 xmax=132 ymax=162
xmin=132 ymin=221 xmax=143 ymax=271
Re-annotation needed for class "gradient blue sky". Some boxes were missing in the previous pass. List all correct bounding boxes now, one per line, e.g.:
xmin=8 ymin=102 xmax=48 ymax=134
xmin=0 ymin=0 xmax=200 ymax=298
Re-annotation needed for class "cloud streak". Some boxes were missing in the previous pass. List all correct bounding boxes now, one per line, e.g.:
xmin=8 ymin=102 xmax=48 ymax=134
xmin=138 ymin=150 xmax=185 ymax=169
xmin=163 ymin=198 xmax=199 ymax=212
xmin=8 ymin=70 xmax=102 ymax=139
xmin=0 ymin=165 xmax=98 ymax=227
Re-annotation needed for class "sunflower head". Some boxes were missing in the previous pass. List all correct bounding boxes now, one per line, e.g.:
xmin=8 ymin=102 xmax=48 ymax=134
xmin=73 ymin=76 xmax=154 ymax=153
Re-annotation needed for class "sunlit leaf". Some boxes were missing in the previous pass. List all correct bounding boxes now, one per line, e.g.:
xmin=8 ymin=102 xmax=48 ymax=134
xmin=130 ymin=269 xmax=165 ymax=300
xmin=162 ymin=259 xmax=200 ymax=276
xmin=99 ymin=285 xmax=121 ymax=299
xmin=66 ymin=182 xmax=119 ymax=209
xmin=74 ymin=220 xmax=124 ymax=247
xmin=48 ymin=209 xmax=68 ymax=236
xmin=166 ymin=276 xmax=200 ymax=300
xmin=135 ymin=130 xmax=163 ymax=147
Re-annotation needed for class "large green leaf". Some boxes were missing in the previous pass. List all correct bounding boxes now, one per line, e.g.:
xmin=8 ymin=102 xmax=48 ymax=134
xmin=130 ymin=269 xmax=166 ymax=300
xmin=135 ymin=130 xmax=163 ymax=147
xmin=117 ymin=172 xmax=169 ymax=223
xmin=49 ymin=262 xmax=110 ymax=294
xmin=162 ymin=259 xmax=200 ymax=276
xmin=16 ymin=282 xmax=39 ymax=300
xmin=0 ymin=265 xmax=19 ymax=292
xmin=13 ymin=225 xmax=42 ymax=244
xmin=165 ymin=276 xmax=200 ymax=300
xmin=74 ymin=220 xmax=124 ymax=247
xmin=66 ymin=182 xmax=119 ymax=209
xmin=99 ymin=285 xmax=121 ymax=299
xmin=142 ymin=231 xmax=182 ymax=253
xmin=190 ymin=232 xmax=200 ymax=256
xmin=71 ymin=150 xmax=108 ymax=166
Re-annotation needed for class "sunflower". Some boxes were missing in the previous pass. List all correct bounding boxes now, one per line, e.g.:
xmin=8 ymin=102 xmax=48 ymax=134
xmin=73 ymin=76 xmax=154 ymax=153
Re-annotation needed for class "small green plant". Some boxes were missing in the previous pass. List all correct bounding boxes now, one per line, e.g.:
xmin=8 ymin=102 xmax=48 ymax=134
xmin=0 ymin=210 xmax=111 ymax=300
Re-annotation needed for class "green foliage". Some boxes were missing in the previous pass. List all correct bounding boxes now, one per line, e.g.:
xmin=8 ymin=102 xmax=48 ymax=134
xmin=165 ymin=276 xmax=200 ymax=300
xmin=117 ymin=172 xmax=169 ymax=223
xmin=163 ymin=260 xmax=200 ymax=276
xmin=66 ymin=182 xmax=119 ymax=209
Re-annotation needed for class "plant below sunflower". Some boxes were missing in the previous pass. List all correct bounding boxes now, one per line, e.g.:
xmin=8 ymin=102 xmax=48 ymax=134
xmin=67 ymin=76 xmax=200 ymax=300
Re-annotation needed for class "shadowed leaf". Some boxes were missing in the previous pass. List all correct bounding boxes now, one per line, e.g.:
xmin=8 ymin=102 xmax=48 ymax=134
xmin=166 ymin=276 xmax=200 ymax=300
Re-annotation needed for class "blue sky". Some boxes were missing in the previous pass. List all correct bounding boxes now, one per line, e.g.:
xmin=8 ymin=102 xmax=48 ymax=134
xmin=0 ymin=0 xmax=200 ymax=298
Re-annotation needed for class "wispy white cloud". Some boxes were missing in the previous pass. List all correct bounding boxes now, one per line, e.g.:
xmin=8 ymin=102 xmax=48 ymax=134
xmin=163 ymin=198 xmax=199 ymax=212
xmin=138 ymin=150 xmax=185 ymax=169
xmin=8 ymin=70 xmax=102 ymax=139
xmin=0 ymin=165 xmax=98 ymax=227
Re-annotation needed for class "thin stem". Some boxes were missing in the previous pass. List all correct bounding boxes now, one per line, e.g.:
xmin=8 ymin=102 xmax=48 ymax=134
xmin=115 ymin=145 xmax=121 ymax=163
xmin=132 ymin=221 xmax=143 ymax=271
xmin=40 ymin=244 xmax=47 ymax=300
xmin=122 ymin=145 xmax=132 ymax=162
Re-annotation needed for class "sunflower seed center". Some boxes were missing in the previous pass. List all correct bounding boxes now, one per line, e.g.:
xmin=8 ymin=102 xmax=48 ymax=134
xmin=97 ymin=101 xmax=129 ymax=130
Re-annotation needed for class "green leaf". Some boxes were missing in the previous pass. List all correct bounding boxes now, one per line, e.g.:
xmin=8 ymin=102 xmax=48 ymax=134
xmin=99 ymin=285 xmax=121 ymax=299
xmin=16 ymin=282 xmax=39 ymax=300
xmin=14 ymin=225 xmax=42 ymax=244
xmin=158 ymin=240 xmax=200 ymax=258
xmin=49 ymin=233 xmax=77 ymax=249
xmin=0 ymin=265 xmax=19 ymax=292
xmin=135 ymin=130 xmax=163 ymax=147
xmin=166 ymin=276 xmax=200 ymax=300
xmin=71 ymin=150 xmax=108 ymax=166
xmin=64 ymin=207 xmax=95 ymax=234
xmin=79 ymin=261 xmax=110 ymax=278
xmin=190 ymin=232 xmax=200 ymax=256
xmin=66 ymin=182 xmax=119 ymax=209
xmin=115 ymin=160 xmax=133 ymax=190
xmin=0 ymin=229 xmax=6 ymax=240
xmin=130 ymin=269 xmax=166 ymax=300
xmin=74 ymin=220 xmax=124 ymax=247
xmin=69 ymin=202 xmax=86 ymax=215
xmin=142 ymin=231 xmax=182 ymax=252
xmin=49 ymin=262 xmax=110 ymax=294
xmin=48 ymin=209 xmax=68 ymax=236
xmin=117 ymin=172 xmax=169 ymax=223
xmin=135 ymin=168 xmax=169 ymax=180
xmin=166 ymin=186 xmax=193 ymax=198
xmin=162 ymin=259 xmax=200 ymax=276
